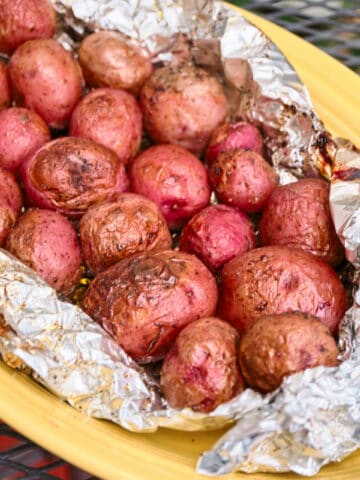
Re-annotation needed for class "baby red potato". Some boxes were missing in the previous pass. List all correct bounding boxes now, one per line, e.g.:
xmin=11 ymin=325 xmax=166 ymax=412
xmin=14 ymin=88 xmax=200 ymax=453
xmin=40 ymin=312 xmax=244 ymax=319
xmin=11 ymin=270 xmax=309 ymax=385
xmin=9 ymin=39 xmax=84 ymax=129
xmin=6 ymin=208 xmax=82 ymax=295
xmin=78 ymin=31 xmax=152 ymax=94
xmin=0 ymin=0 xmax=56 ymax=54
xmin=161 ymin=317 xmax=244 ymax=413
xmin=82 ymin=250 xmax=218 ymax=364
xmin=209 ymin=149 xmax=277 ymax=213
xmin=239 ymin=312 xmax=339 ymax=393
xmin=0 ymin=108 xmax=50 ymax=172
xmin=205 ymin=122 xmax=264 ymax=165
xmin=179 ymin=204 xmax=255 ymax=271
xmin=259 ymin=178 xmax=344 ymax=266
xmin=70 ymin=88 xmax=142 ymax=165
xmin=140 ymin=63 xmax=228 ymax=154
xmin=0 ymin=62 xmax=11 ymax=111
xmin=0 ymin=167 xmax=22 ymax=245
xmin=218 ymin=246 xmax=347 ymax=335
xmin=129 ymin=144 xmax=210 ymax=229
xmin=20 ymin=137 xmax=129 ymax=218
xmin=79 ymin=193 xmax=172 ymax=275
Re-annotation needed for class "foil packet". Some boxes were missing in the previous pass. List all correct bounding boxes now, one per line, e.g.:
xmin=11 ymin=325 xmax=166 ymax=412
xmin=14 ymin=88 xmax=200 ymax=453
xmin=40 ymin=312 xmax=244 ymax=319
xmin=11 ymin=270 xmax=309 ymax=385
xmin=1 ymin=0 xmax=360 ymax=477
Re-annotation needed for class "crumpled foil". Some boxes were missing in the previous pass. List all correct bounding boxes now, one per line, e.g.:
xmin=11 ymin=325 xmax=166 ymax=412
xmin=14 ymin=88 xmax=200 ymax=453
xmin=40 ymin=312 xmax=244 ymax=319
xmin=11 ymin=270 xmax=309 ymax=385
xmin=0 ymin=0 xmax=359 ymax=477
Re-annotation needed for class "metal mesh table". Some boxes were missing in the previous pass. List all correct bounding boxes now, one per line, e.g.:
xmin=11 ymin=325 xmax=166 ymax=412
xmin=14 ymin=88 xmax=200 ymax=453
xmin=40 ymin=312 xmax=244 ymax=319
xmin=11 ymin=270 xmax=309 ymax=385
xmin=1 ymin=1 xmax=359 ymax=478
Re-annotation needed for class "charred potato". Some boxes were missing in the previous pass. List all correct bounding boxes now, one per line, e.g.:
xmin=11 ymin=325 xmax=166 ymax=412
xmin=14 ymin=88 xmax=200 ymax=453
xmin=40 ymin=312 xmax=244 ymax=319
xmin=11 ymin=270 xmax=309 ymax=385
xmin=20 ymin=137 xmax=129 ymax=218
xmin=239 ymin=312 xmax=339 ymax=393
xmin=218 ymin=246 xmax=347 ymax=335
xmin=161 ymin=317 xmax=244 ymax=412
xmin=79 ymin=193 xmax=172 ymax=274
xmin=82 ymin=250 xmax=218 ymax=363
xmin=259 ymin=178 xmax=344 ymax=266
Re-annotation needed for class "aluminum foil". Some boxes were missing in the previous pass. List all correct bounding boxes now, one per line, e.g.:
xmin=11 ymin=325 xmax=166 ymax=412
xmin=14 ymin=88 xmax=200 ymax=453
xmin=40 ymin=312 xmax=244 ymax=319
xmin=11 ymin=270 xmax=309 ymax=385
xmin=0 ymin=0 xmax=359 ymax=477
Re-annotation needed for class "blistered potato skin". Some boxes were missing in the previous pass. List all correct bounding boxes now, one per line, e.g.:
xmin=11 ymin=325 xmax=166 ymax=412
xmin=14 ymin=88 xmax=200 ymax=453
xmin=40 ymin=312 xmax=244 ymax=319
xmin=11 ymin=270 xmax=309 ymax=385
xmin=209 ymin=149 xmax=277 ymax=213
xmin=0 ymin=0 xmax=56 ymax=54
xmin=78 ymin=31 xmax=152 ymax=94
xmin=69 ymin=88 xmax=142 ymax=164
xmin=218 ymin=246 xmax=347 ymax=335
xmin=0 ymin=167 xmax=22 ymax=245
xmin=0 ymin=62 xmax=11 ymax=111
xmin=79 ymin=193 xmax=172 ymax=274
xmin=20 ymin=137 xmax=129 ymax=218
xmin=161 ymin=317 xmax=244 ymax=413
xmin=6 ymin=208 xmax=82 ymax=294
xmin=129 ymin=144 xmax=210 ymax=229
xmin=179 ymin=204 xmax=255 ymax=271
xmin=140 ymin=64 xmax=227 ymax=154
xmin=0 ymin=107 xmax=50 ymax=172
xmin=259 ymin=178 xmax=344 ymax=266
xmin=82 ymin=250 xmax=218 ymax=363
xmin=205 ymin=122 xmax=264 ymax=165
xmin=8 ymin=39 xmax=83 ymax=129
xmin=239 ymin=312 xmax=339 ymax=393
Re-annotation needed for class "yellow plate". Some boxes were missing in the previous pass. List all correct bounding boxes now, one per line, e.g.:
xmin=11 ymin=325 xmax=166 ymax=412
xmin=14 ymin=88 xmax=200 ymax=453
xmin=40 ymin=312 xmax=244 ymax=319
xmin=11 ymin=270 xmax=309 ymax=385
xmin=1 ymin=5 xmax=360 ymax=480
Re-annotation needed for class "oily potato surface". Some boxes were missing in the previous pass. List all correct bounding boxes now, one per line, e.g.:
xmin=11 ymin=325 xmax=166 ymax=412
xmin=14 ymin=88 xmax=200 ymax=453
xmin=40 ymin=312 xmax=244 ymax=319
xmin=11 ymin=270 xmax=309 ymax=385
xmin=82 ymin=250 xmax=218 ymax=363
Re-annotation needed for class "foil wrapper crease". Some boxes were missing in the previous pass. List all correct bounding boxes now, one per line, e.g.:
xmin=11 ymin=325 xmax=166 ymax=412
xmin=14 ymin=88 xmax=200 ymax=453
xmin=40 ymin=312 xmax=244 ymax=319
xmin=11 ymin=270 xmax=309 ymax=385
xmin=0 ymin=0 xmax=359 ymax=476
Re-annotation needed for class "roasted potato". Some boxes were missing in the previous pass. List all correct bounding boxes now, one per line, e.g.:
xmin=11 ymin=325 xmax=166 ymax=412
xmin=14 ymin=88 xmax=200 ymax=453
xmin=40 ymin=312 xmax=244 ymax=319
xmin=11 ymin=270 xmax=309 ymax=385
xmin=79 ymin=193 xmax=172 ymax=274
xmin=0 ymin=107 xmax=50 ymax=172
xmin=0 ymin=167 xmax=22 ymax=245
xmin=140 ymin=63 xmax=228 ymax=154
xmin=161 ymin=317 xmax=244 ymax=412
xmin=239 ymin=312 xmax=339 ymax=393
xmin=8 ymin=39 xmax=84 ymax=129
xmin=0 ymin=0 xmax=56 ymax=54
xmin=0 ymin=61 xmax=11 ymax=111
xmin=78 ymin=31 xmax=152 ymax=95
xmin=129 ymin=144 xmax=210 ymax=229
xmin=20 ymin=137 xmax=129 ymax=218
xmin=179 ymin=204 xmax=255 ymax=271
xmin=205 ymin=122 xmax=264 ymax=165
xmin=259 ymin=178 xmax=344 ymax=266
xmin=6 ymin=208 xmax=82 ymax=294
xmin=70 ymin=88 xmax=142 ymax=165
xmin=218 ymin=246 xmax=347 ymax=335
xmin=209 ymin=149 xmax=277 ymax=213
xmin=82 ymin=250 xmax=218 ymax=363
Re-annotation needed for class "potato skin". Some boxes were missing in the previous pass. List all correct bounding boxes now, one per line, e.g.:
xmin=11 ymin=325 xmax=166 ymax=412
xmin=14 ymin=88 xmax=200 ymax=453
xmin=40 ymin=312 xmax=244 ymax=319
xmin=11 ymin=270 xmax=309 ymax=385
xmin=209 ymin=149 xmax=277 ymax=213
xmin=79 ymin=193 xmax=172 ymax=274
xmin=161 ymin=317 xmax=244 ymax=412
xmin=259 ymin=178 xmax=344 ymax=266
xmin=20 ymin=137 xmax=129 ymax=218
xmin=6 ymin=208 xmax=82 ymax=294
xmin=0 ymin=0 xmax=56 ymax=54
xmin=0 ymin=107 xmax=50 ymax=172
xmin=179 ymin=204 xmax=255 ymax=271
xmin=82 ymin=250 xmax=218 ymax=363
xmin=129 ymin=144 xmax=210 ymax=229
xmin=218 ymin=246 xmax=347 ymax=335
xmin=0 ymin=167 xmax=22 ymax=245
xmin=239 ymin=312 xmax=339 ymax=393
xmin=69 ymin=88 xmax=142 ymax=165
xmin=140 ymin=64 xmax=227 ymax=154
xmin=78 ymin=31 xmax=152 ymax=95
xmin=205 ymin=122 xmax=264 ymax=165
xmin=0 ymin=62 xmax=11 ymax=111
xmin=8 ymin=39 xmax=83 ymax=128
